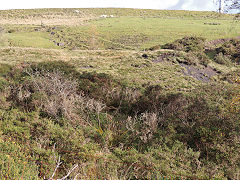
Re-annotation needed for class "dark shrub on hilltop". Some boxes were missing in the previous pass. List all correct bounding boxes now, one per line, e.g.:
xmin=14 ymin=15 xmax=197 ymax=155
xmin=162 ymin=36 xmax=206 ymax=52
xmin=149 ymin=36 xmax=210 ymax=66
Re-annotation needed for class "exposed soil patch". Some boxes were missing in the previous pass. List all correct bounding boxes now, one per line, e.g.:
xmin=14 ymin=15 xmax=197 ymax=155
xmin=152 ymin=53 xmax=219 ymax=82
xmin=180 ymin=63 xmax=218 ymax=82
xmin=152 ymin=52 xmax=174 ymax=63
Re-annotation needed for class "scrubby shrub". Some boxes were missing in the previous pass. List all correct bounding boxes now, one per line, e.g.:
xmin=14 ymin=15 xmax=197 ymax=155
xmin=123 ymin=83 xmax=240 ymax=167
xmin=10 ymin=69 xmax=83 ymax=120
xmin=8 ymin=66 xmax=109 ymax=126
xmin=231 ymin=77 xmax=240 ymax=113
xmin=134 ymin=85 xmax=187 ymax=115
xmin=24 ymin=62 xmax=124 ymax=109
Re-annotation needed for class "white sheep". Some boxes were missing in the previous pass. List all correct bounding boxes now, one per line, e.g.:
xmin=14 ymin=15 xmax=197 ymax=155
xmin=100 ymin=15 xmax=108 ymax=18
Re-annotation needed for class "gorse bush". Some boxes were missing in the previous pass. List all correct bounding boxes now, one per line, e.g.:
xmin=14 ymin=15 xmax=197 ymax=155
xmin=0 ymin=136 xmax=39 ymax=179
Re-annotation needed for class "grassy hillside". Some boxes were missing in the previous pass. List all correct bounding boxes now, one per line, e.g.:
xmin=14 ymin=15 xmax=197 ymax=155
xmin=0 ymin=8 xmax=234 ymax=23
xmin=0 ymin=8 xmax=240 ymax=179
xmin=0 ymin=8 xmax=239 ymax=50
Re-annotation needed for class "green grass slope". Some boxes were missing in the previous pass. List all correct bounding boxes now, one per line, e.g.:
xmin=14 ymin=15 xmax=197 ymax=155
xmin=1 ymin=8 xmax=239 ymax=50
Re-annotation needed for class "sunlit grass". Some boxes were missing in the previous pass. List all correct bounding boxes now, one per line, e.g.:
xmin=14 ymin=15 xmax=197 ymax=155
xmin=90 ymin=17 xmax=240 ymax=49
xmin=5 ymin=31 xmax=59 ymax=49
xmin=49 ymin=17 xmax=240 ymax=50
